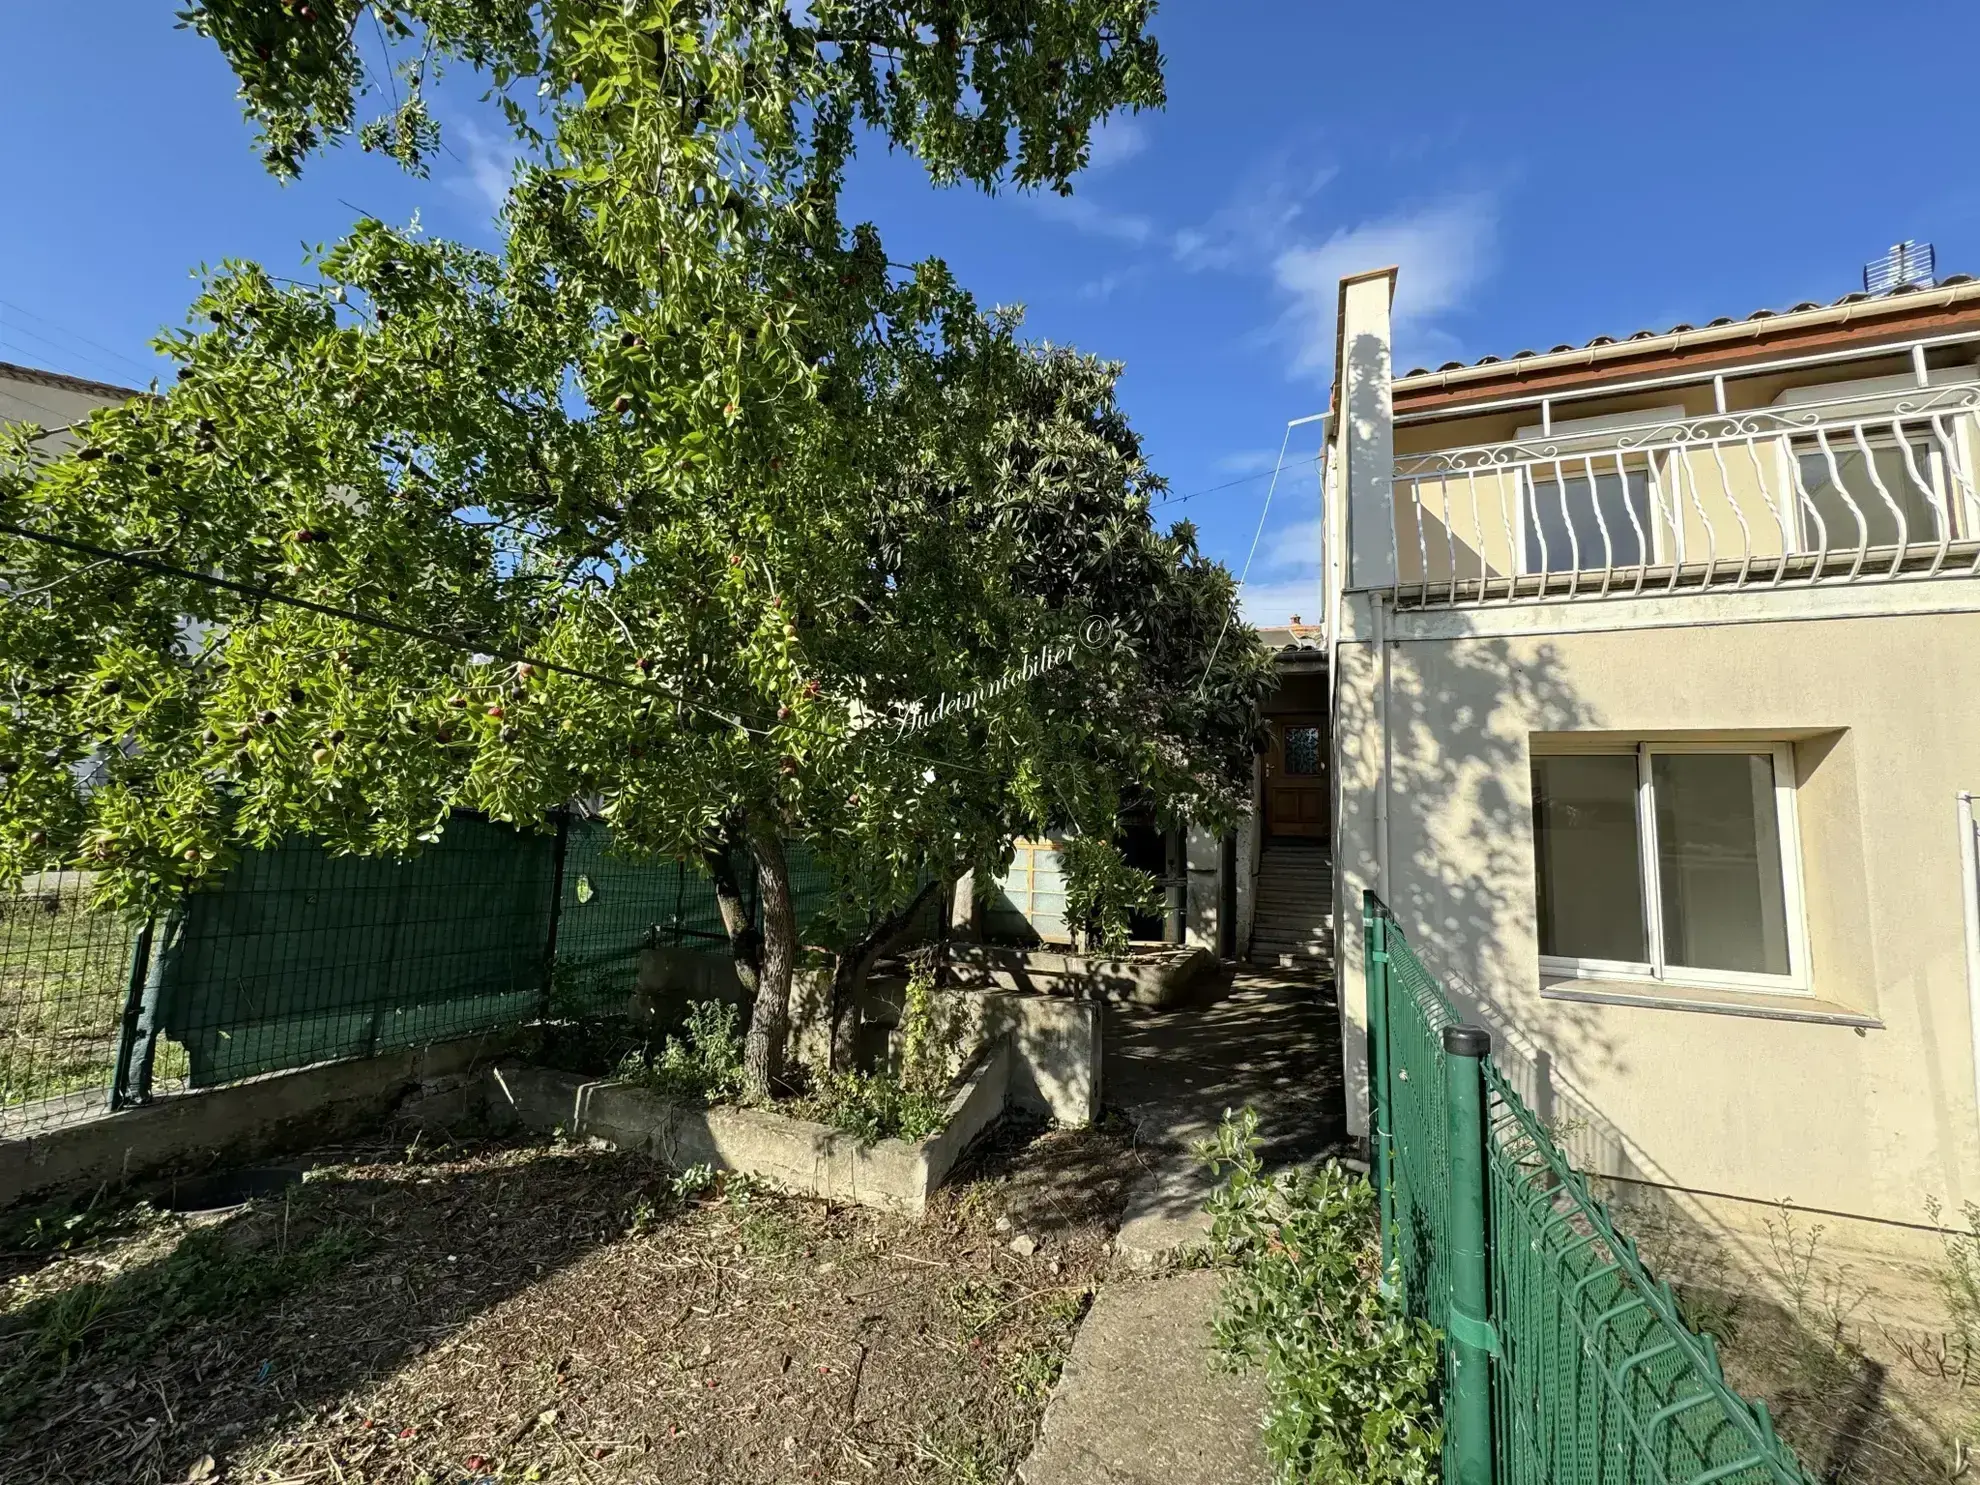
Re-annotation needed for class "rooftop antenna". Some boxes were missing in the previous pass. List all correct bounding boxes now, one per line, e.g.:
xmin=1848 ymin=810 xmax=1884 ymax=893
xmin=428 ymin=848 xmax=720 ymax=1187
xmin=1864 ymin=241 xmax=1936 ymax=294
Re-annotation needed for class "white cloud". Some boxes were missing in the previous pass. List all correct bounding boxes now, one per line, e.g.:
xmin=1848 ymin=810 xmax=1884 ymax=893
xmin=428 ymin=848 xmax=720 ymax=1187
xmin=446 ymin=119 xmax=523 ymax=217
xmin=1172 ymin=161 xmax=1337 ymax=271
xmin=1027 ymin=191 xmax=1155 ymax=245
xmin=1086 ymin=116 xmax=1150 ymax=171
xmin=1255 ymin=515 xmax=1325 ymax=576
xmin=1270 ymin=195 xmax=1496 ymax=379
xmin=1170 ymin=155 xmax=1495 ymax=384
xmin=1077 ymin=266 xmax=1150 ymax=302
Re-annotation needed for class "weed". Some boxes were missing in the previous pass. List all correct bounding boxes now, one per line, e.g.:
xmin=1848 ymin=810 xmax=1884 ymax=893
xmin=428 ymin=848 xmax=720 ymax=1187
xmin=670 ymin=1163 xmax=719 ymax=1202
xmin=1764 ymin=1198 xmax=1866 ymax=1362
xmin=1004 ymin=1345 xmax=1064 ymax=1401
xmin=946 ymin=1277 xmax=1010 ymax=1339
xmin=0 ymin=1214 xmax=366 ymax=1424
xmin=796 ymin=965 xmax=956 ymax=1144
xmin=1765 ymin=1198 xmax=1824 ymax=1325
xmin=1674 ymin=1283 xmax=1745 ymax=1348
xmin=1925 ymin=1196 xmax=1980 ymax=1373
xmin=738 ymin=1205 xmax=803 ymax=1257
xmin=618 ymin=1001 xmax=745 ymax=1106
xmin=912 ymin=1423 xmax=998 ymax=1483
xmin=804 ymin=1069 xmax=948 ymax=1144
xmin=1200 ymin=1108 xmax=1442 ymax=1485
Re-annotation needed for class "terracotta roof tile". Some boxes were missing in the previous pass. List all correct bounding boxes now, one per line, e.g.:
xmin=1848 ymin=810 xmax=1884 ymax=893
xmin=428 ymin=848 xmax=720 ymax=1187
xmin=1396 ymin=274 xmax=1978 ymax=378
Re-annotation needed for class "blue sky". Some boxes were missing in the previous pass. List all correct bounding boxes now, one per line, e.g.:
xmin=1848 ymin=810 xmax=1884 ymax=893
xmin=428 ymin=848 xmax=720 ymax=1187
xmin=5 ymin=3 xmax=1978 ymax=626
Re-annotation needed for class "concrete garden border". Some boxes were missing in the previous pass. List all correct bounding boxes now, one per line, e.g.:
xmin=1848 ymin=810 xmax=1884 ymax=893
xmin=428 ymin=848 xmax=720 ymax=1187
xmin=947 ymin=943 xmax=1214 ymax=1008
xmin=487 ymin=1036 xmax=1014 ymax=1213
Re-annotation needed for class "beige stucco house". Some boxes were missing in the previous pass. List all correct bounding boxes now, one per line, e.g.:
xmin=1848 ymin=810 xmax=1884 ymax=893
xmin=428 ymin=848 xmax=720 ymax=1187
xmin=0 ymin=359 xmax=142 ymax=442
xmin=1323 ymin=264 xmax=1980 ymax=1258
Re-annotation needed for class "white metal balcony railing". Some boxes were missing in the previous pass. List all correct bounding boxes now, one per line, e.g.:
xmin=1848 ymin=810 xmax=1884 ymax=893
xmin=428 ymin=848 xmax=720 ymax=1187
xmin=1387 ymin=380 xmax=1980 ymax=608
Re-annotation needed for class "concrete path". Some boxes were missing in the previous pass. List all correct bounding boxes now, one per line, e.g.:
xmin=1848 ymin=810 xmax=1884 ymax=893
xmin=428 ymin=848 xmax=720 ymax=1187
xmin=1019 ymin=967 xmax=1344 ymax=1484
xmin=1017 ymin=1269 xmax=1268 ymax=1485
xmin=1109 ymin=965 xmax=1345 ymax=1266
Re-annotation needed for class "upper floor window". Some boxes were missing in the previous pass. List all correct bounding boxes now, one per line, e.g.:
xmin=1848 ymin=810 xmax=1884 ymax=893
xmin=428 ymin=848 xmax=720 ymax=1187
xmin=1521 ymin=466 xmax=1654 ymax=573
xmin=1792 ymin=428 xmax=1959 ymax=550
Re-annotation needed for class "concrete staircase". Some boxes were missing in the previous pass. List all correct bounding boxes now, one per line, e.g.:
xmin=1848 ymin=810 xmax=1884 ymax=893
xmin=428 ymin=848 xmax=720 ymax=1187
xmin=1246 ymin=840 xmax=1335 ymax=969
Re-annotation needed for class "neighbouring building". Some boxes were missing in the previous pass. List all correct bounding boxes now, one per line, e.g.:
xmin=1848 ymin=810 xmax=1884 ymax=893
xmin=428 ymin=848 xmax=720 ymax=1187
xmin=0 ymin=359 xmax=142 ymax=443
xmin=1323 ymin=262 xmax=1980 ymax=1258
xmin=984 ymin=627 xmax=1336 ymax=966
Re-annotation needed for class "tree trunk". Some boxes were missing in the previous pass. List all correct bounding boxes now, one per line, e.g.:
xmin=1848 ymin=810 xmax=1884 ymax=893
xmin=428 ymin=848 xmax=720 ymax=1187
xmin=741 ymin=816 xmax=797 ymax=1100
xmin=701 ymin=834 xmax=761 ymax=1007
xmin=827 ymin=878 xmax=943 ymax=1073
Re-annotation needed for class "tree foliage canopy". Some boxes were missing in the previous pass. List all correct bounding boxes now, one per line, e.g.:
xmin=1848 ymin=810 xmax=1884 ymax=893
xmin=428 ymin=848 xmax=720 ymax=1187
xmin=4 ymin=2 xmax=1271 ymax=1087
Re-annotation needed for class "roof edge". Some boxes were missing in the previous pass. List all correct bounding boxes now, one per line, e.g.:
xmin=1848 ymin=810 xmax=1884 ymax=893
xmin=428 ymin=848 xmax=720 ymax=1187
xmin=0 ymin=359 xmax=148 ymax=404
xmin=1393 ymin=278 xmax=1980 ymax=403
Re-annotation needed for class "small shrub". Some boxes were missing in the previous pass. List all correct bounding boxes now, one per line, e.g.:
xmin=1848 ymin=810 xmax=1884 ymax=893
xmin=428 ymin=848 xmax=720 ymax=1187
xmin=798 ymin=964 xmax=955 ymax=1144
xmin=1059 ymin=836 xmax=1160 ymax=955
xmin=670 ymin=1162 xmax=719 ymax=1201
xmin=806 ymin=1068 xmax=948 ymax=1144
xmin=618 ymin=1000 xmax=745 ymax=1105
xmin=1201 ymin=1109 xmax=1442 ymax=1485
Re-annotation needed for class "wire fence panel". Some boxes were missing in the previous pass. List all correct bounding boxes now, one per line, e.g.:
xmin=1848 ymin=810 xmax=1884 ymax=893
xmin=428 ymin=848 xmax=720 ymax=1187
xmin=1383 ymin=916 xmax=1460 ymax=1332
xmin=1482 ymin=1067 xmax=1811 ymax=1485
xmin=0 ymin=817 xmax=911 ymax=1129
xmin=550 ymin=822 xmax=838 ymax=1017
xmin=1366 ymin=891 xmax=1817 ymax=1485
xmin=0 ymin=873 xmax=146 ymax=1134
xmin=151 ymin=815 xmax=557 ymax=1088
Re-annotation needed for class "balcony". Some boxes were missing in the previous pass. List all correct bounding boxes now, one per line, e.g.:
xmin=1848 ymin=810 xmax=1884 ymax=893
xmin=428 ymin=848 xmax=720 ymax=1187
xmin=1386 ymin=379 xmax=1980 ymax=608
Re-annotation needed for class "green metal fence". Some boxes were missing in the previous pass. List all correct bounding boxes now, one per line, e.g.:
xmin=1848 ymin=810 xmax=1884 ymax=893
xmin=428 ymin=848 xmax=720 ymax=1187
xmin=1363 ymin=890 xmax=1817 ymax=1485
xmin=0 ymin=874 xmax=149 ymax=1134
xmin=0 ymin=816 xmax=844 ymax=1131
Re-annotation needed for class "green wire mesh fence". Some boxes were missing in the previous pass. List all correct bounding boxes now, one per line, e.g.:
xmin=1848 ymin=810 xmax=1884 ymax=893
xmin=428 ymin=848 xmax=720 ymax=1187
xmin=1364 ymin=890 xmax=1818 ymax=1485
xmin=0 ymin=873 xmax=149 ymax=1135
xmin=0 ymin=815 xmax=851 ymax=1134
xmin=549 ymin=821 xmax=835 ymax=1019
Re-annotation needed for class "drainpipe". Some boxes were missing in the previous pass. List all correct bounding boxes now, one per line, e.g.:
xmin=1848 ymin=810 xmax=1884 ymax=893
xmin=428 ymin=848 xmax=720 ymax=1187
xmin=1374 ymin=594 xmax=1392 ymax=905
xmin=1960 ymin=793 xmax=1980 ymax=1148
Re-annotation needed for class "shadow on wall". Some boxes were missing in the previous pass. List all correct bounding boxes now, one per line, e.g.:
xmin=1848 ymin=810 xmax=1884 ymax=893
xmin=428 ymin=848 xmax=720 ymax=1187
xmin=1339 ymin=617 xmax=1914 ymax=1308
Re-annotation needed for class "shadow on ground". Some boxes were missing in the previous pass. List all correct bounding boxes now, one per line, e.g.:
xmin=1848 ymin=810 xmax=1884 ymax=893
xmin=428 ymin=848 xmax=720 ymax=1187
xmin=1107 ymin=963 xmax=1343 ymax=1157
xmin=1101 ymin=962 xmax=1347 ymax=1235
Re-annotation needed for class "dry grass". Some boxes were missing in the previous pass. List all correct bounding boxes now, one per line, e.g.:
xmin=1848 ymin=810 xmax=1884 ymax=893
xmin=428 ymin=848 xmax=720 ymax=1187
xmin=0 ymin=1118 xmax=1144 ymax=1485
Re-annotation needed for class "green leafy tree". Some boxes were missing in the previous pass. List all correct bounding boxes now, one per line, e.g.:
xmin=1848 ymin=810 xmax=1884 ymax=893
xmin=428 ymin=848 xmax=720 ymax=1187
xmin=0 ymin=2 xmax=1268 ymax=1100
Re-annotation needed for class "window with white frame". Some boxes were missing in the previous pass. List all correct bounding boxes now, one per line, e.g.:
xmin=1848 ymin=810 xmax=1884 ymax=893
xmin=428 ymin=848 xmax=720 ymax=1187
xmin=1520 ymin=464 xmax=1656 ymax=573
xmin=1531 ymin=743 xmax=1808 ymax=992
xmin=1787 ymin=426 xmax=1961 ymax=550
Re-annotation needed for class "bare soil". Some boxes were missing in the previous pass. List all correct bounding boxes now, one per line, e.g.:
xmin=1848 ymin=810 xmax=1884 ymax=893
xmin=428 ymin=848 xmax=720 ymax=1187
xmin=0 ymin=1117 xmax=1147 ymax=1485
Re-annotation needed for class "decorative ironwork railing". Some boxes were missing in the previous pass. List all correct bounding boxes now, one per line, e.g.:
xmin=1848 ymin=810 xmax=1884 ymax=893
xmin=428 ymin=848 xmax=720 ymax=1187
xmin=1388 ymin=380 xmax=1980 ymax=607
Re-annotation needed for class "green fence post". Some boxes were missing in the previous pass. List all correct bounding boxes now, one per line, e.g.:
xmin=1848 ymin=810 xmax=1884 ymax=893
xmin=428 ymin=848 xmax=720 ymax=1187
xmin=1362 ymin=890 xmax=1396 ymax=1283
xmin=1442 ymin=1023 xmax=1497 ymax=1485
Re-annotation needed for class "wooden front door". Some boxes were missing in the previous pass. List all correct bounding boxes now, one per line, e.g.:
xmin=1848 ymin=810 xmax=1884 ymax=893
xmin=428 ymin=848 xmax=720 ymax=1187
xmin=1265 ymin=716 xmax=1329 ymax=839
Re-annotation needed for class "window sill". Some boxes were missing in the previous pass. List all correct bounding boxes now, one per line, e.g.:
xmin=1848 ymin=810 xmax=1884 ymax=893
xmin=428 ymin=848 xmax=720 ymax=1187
xmin=1539 ymin=977 xmax=1881 ymax=1028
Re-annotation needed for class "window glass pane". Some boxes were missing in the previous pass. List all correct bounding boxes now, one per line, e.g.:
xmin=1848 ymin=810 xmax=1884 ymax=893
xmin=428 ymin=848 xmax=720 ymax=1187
xmin=1797 ymin=438 xmax=1944 ymax=548
xmin=1524 ymin=469 xmax=1652 ymax=572
xmin=1532 ymin=754 xmax=1646 ymax=963
xmin=1653 ymin=753 xmax=1790 ymax=976
xmin=1284 ymin=726 xmax=1321 ymax=775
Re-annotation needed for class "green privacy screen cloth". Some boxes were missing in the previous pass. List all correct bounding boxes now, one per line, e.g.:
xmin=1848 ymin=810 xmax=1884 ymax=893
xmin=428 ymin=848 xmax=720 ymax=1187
xmin=145 ymin=815 xmax=841 ymax=1088
xmin=550 ymin=821 xmax=836 ymax=1016
xmin=153 ymin=814 xmax=557 ymax=1087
